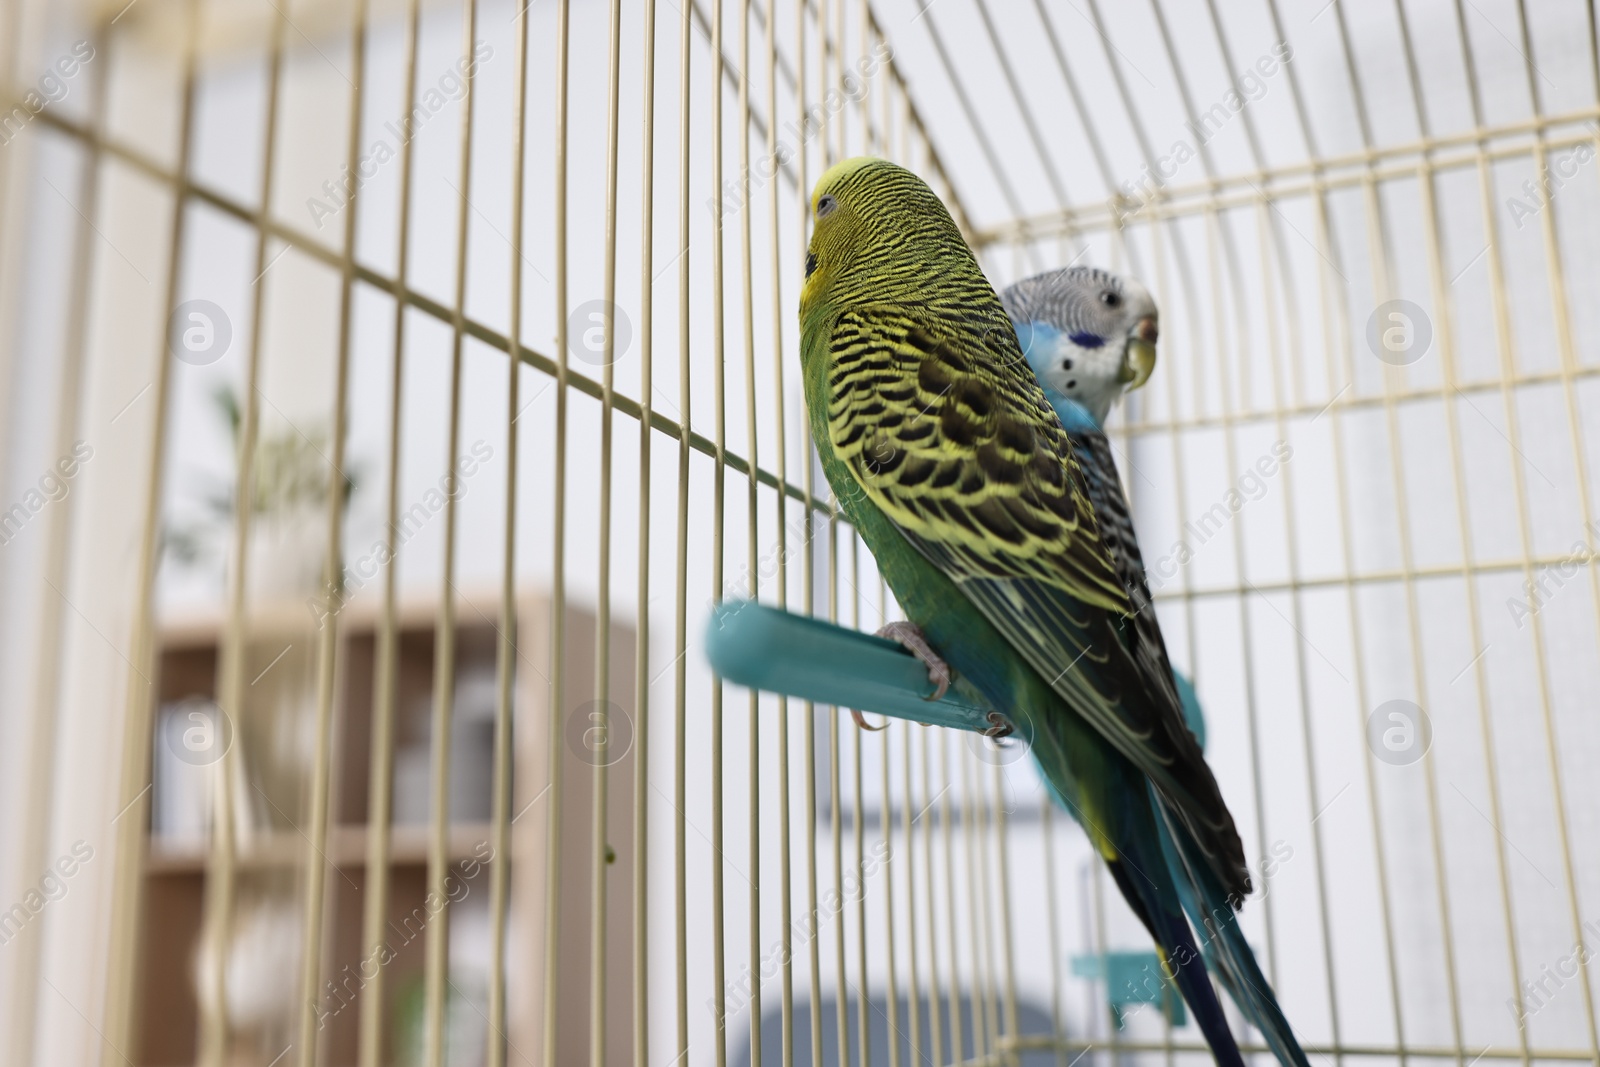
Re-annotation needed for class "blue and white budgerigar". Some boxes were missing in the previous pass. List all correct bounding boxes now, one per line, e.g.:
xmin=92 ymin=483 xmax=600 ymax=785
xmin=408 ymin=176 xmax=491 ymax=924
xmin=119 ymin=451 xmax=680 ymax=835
xmin=1003 ymin=265 xmax=1306 ymax=1063
xmin=798 ymin=156 xmax=1306 ymax=1065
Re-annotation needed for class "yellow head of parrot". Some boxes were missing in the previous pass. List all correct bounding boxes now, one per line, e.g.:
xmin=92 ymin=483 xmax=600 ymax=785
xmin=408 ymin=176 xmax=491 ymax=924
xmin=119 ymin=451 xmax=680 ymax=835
xmin=802 ymin=157 xmax=883 ymax=313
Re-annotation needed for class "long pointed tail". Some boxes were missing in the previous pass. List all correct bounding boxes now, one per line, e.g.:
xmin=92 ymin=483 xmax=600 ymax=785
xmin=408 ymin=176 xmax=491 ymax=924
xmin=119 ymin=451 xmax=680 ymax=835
xmin=1100 ymin=850 xmax=1245 ymax=1067
xmin=1031 ymin=747 xmax=1245 ymax=1063
xmin=1154 ymin=794 xmax=1311 ymax=1067
xmin=1027 ymin=698 xmax=1258 ymax=1066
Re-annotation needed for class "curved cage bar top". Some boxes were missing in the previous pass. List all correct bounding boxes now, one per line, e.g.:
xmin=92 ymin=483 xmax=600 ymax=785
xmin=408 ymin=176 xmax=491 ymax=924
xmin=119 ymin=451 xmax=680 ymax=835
xmin=0 ymin=1 xmax=1598 ymax=1066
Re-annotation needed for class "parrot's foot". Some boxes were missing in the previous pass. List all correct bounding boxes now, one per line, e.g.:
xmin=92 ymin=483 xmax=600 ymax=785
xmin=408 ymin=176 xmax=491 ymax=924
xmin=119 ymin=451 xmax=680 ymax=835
xmin=875 ymin=621 xmax=951 ymax=701
xmin=982 ymin=712 xmax=1015 ymax=739
xmin=849 ymin=709 xmax=888 ymax=731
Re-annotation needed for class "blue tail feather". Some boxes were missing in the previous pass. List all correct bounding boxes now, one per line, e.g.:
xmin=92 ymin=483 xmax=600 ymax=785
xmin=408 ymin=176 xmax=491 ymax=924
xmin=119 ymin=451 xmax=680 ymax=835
xmin=1101 ymin=845 xmax=1245 ymax=1067
xmin=1030 ymin=739 xmax=1245 ymax=1064
xmin=1154 ymin=794 xmax=1311 ymax=1067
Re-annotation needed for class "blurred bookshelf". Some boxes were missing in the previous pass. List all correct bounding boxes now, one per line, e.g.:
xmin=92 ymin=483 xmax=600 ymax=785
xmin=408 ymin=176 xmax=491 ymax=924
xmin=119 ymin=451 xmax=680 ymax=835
xmin=133 ymin=589 xmax=638 ymax=1067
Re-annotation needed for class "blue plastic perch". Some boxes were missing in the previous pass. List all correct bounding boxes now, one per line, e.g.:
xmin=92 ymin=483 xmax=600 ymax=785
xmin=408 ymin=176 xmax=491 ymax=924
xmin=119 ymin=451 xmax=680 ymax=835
xmin=705 ymin=600 xmax=993 ymax=733
xmin=709 ymin=600 xmax=1211 ymax=1035
xmin=1069 ymin=951 xmax=1186 ymax=1029
xmin=705 ymin=599 xmax=1209 ymax=744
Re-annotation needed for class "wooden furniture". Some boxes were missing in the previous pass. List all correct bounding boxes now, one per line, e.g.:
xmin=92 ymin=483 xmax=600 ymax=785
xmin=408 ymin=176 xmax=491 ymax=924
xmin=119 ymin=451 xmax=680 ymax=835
xmin=133 ymin=590 xmax=637 ymax=1067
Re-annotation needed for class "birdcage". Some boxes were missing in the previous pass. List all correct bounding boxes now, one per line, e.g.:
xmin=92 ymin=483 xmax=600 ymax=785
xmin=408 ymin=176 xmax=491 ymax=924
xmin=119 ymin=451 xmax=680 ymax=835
xmin=1 ymin=0 xmax=1598 ymax=1065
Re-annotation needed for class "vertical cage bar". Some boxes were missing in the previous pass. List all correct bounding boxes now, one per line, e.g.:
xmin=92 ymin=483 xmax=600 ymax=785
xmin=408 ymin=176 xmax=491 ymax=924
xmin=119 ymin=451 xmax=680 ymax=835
xmin=978 ymin=759 xmax=1001 ymax=1056
xmin=828 ymin=0 xmax=843 ymax=161
xmin=916 ymin=726 xmax=944 ymax=1067
xmin=356 ymin=2 xmax=421 ymax=1063
xmin=761 ymin=0 xmax=794 ymax=1063
xmin=674 ymin=0 xmax=694 ymax=1061
xmin=422 ymin=2 xmax=482 ymax=1061
xmin=542 ymin=0 xmax=573 ymax=1063
xmin=854 ymin=0 xmax=871 ymax=155
xmin=878 ymin=714 xmax=900 ymax=1067
xmin=795 ymin=2 xmax=827 ymax=1062
xmin=100 ymin=2 xmax=202 ymax=1050
xmin=937 ymin=728 xmax=965 ymax=1063
xmin=590 ymin=0 xmax=624 ymax=1061
xmin=298 ymin=0 xmax=371 ymax=1061
xmin=827 ymin=520 xmax=848 ymax=1066
xmin=1088 ymin=854 xmax=1109 ymax=1053
xmin=959 ymin=751 xmax=992 ymax=1056
xmin=1038 ymin=801 xmax=1067 ymax=1067
xmin=0 ymin=0 xmax=22 ymax=261
xmin=988 ymin=763 xmax=1019 ymax=1067
xmin=711 ymin=0 xmax=731 ymax=1062
xmin=487 ymin=0 xmax=533 ymax=1060
xmin=738 ymin=0 xmax=765 ymax=1060
xmin=850 ymin=540 xmax=870 ymax=1067
xmin=8 ymin=23 xmax=108 ymax=1067
xmin=633 ymin=0 xmax=659 ymax=1065
xmin=356 ymin=0 xmax=421 ymax=1057
xmin=899 ymin=722 xmax=921 ymax=1067
xmin=198 ymin=11 xmax=289 ymax=1062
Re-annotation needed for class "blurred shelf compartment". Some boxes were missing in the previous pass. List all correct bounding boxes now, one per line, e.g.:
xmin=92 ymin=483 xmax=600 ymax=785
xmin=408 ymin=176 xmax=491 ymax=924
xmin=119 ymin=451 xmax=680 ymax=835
xmin=135 ymin=583 xmax=641 ymax=1067
xmin=144 ymin=821 xmax=497 ymax=875
xmin=155 ymin=588 xmax=479 ymax=648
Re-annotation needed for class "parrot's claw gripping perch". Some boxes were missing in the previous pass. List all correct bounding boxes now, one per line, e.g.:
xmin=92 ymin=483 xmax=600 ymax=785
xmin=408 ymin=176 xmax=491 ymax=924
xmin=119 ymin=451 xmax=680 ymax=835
xmin=982 ymin=712 xmax=1015 ymax=739
xmin=875 ymin=621 xmax=952 ymax=701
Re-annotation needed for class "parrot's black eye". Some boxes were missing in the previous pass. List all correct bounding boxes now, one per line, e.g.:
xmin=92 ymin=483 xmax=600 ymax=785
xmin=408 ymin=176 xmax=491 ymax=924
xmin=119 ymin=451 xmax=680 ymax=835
xmin=816 ymin=194 xmax=838 ymax=219
xmin=1101 ymin=291 xmax=1121 ymax=308
xmin=805 ymin=252 xmax=818 ymax=278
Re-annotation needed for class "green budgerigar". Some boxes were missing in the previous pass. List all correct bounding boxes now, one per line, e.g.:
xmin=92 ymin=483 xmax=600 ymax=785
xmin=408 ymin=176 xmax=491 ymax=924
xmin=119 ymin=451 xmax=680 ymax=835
xmin=799 ymin=157 xmax=1304 ymax=1064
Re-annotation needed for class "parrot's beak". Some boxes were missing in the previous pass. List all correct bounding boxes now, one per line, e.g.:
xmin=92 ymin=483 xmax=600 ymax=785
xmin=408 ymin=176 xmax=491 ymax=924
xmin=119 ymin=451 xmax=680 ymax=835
xmin=1120 ymin=315 xmax=1158 ymax=391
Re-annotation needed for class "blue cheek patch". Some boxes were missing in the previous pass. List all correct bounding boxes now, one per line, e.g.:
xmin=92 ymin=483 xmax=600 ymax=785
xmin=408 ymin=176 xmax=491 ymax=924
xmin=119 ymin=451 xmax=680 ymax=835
xmin=1013 ymin=320 xmax=1061 ymax=377
xmin=1009 ymin=319 xmax=1102 ymax=433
